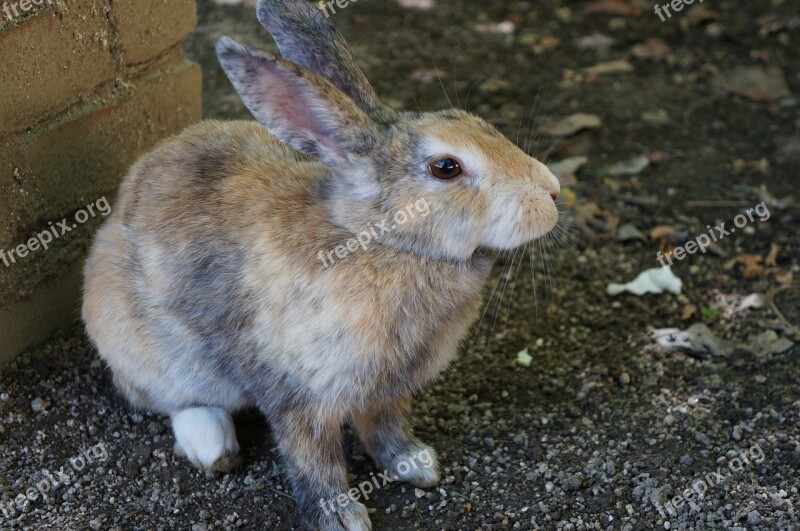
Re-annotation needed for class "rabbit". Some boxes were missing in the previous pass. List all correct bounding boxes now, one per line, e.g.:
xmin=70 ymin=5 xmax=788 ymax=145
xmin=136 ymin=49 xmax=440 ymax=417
xmin=81 ymin=0 xmax=560 ymax=529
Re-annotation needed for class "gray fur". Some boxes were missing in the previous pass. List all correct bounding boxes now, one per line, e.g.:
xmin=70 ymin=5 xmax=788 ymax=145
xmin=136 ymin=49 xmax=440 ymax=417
xmin=256 ymin=0 xmax=393 ymax=121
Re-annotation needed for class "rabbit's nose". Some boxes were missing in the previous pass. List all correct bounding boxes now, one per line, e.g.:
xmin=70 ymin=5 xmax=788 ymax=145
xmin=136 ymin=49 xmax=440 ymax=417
xmin=550 ymin=191 xmax=559 ymax=201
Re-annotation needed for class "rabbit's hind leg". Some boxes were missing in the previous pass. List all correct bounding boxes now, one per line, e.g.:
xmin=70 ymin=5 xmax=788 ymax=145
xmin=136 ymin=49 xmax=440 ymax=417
xmin=171 ymin=407 xmax=242 ymax=476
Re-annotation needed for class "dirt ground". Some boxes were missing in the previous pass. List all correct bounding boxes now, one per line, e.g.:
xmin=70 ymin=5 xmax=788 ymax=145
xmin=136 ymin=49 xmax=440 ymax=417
xmin=1 ymin=0 xmax=798 ymax=529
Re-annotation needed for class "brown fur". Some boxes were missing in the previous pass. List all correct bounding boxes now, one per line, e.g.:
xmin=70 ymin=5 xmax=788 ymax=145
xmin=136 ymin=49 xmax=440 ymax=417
xmin=82 ymin=2 xmax=560 ymax=529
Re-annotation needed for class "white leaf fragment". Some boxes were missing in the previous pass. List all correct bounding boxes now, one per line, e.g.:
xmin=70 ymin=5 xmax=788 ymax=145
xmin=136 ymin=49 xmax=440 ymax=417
xmin=651 ymin=323 xmax=731 ymax=357
xmin=607 ymin=266 xmax=682 ymax=296
xmin=517 ymin=348 xmax=533 ymax=367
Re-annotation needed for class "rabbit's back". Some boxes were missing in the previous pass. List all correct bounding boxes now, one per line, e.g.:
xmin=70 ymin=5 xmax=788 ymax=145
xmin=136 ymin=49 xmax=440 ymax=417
xmin=83 ymin=120 xmax=321 ymax=413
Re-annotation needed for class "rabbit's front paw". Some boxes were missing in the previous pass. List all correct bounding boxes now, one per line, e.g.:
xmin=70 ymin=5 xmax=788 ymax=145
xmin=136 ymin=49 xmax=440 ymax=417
xmin=386 ymin=443 xmax=440 ymax=488
xmin=171 ymin=407 xmax=241 ymax=476
xmin=312 ymin=499 xmax=372 ymax=531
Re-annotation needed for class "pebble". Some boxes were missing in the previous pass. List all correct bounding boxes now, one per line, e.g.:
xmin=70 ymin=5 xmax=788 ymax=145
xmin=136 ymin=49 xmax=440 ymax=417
xmin=31 ymin=397 xmax=50 ymax=412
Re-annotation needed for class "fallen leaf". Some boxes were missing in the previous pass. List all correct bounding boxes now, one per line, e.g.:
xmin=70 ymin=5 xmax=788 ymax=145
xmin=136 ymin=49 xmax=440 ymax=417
xmin=724 ymin=254 xmax=765 ymax=279
xmin=713 ymin=67 xmax=791 ymax=102
xmin=732 ymin=158 xmax=770 ymax=175
xmin=739 ymin=293 xmax=767 ymax=311
xmin=560 ymin=187 xmax=578 ymax=210
xmin=520 ymin=33 xmax=562 ymax=53
xmin=630 ymin=38 xmax=671 ymax=61
xmin=584 ymin=59 xmax=634 ymax=75
xmin=758 ymin=184 xmax=793 ymax=210
xmin=575 ymin=33 xmax=615 ymax=50
xmin=607 ymin=155 xmax=650 ymax=176
xmin=681 ymin=303 xmax=700 ymax=321
xmin=575 ymin=202 xmax=619 ymax=239
xmin=607 ymin=267 xmax=682 ymax=296
xmin=475 ymin=21 xmax=516 ymax=35
xmin=775 ymin=270 xmax=793 ymax=285
xmin=746 ymin=330 xmax=794 ymax=357
xmin=766 ymin=244 xmax=780 ymax=267
xmin=642 ymin=109 xmax=671 ymax=125
xmin=549 ymin=156 xmax=589 ymax=179
xmin=544 ymin=113 xmax=602 ymax=137
xmin=602 ymin=178 xmax=621 ymax=192
xmin=396 ymin=0 xmax=436 ymax=10
xmin=651 ymin=323 xmax=730 ymax=357
xmin=615 ymin=223 xmax=647 ymax=242
xmin=581 ymin=0 xmax=633 ymax=16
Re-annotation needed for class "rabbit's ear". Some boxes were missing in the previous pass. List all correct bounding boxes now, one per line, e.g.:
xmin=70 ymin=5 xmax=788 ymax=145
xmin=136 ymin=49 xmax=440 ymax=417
xmin=256 ymin=0 xmax=392 ymax=121
xmin=217 ymin=37 xmax=379 ymax=164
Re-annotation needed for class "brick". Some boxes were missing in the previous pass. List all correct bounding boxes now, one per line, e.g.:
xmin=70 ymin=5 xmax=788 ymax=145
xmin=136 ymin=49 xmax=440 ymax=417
xmin=0 ymin=259 xmax=83 ymax=364
xmin=24 ymin=59 xmax=202 ymax=221
xmin=0 ymin=59 xmax=201 ymax=304
xmin=0 ymin=2 xmax=115 ymax=135
xmin=115 ymin=0 xmax=197 ymax=65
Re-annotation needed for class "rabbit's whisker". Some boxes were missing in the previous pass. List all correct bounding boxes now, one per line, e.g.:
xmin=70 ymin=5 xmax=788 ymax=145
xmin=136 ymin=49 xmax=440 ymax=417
xmin=501 ymin=244 xmax=526 ymax=333
xmin=528 ymin=245 xmax=539 ymax=325
xmin=482 ymin=246 xmax=520 ymax=356
xmin=464 ymin=79 xmax=481 ymax=111
xmin=433 ymin=61 xmax=453 ymax=109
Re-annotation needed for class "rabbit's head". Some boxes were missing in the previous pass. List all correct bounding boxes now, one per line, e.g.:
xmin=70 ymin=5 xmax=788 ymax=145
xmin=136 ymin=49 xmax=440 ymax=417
xmin=217 ymin=0 xmax=560 ymax=262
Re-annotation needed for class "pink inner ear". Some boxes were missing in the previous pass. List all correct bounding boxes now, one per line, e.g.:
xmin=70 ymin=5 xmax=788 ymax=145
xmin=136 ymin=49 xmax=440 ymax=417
xmin=268 ymin=71 xmax=322 ymax=132
xmin=259 ymin=62 xmax=344 ymax=157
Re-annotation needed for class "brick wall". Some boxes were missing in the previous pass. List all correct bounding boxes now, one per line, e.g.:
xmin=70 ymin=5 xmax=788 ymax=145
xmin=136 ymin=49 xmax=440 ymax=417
xmin=0 ymin=0 xmax=202 ymax=364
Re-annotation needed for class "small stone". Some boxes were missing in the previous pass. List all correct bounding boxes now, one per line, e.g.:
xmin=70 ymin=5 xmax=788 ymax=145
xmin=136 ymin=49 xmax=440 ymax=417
xmin=31 ymin=397 xmax=50 ymax=412
xmin=732 ymin=425 xmax=743 ymax=441
xmin=619 ymin=372 xmax=631 ymax=385
xmin=695 ymin=432 xmax=712 ymax=446
xmin=747 ymin=510 xmax=761 ymax=525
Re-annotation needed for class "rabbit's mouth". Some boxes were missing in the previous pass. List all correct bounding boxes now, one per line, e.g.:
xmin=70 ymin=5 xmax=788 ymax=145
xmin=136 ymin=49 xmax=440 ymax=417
xmin=481 ymin=188 xmax=560 ymax=251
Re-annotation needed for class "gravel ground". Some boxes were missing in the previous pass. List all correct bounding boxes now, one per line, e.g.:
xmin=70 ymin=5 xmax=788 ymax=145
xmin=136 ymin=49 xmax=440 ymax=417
xmin=2 ymin=0 xmax=799 ymax=529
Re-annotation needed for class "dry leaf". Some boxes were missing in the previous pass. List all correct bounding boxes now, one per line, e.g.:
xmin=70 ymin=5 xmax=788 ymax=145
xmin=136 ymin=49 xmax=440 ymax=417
xmin=650 ymin=225 xmax=676 ymax=241
xmin=549 ymin=156 xmax=589 ymax=179
xmin=630 ymin=38 xmax=671 ymax=61
xmin=584 ymin=60 xmax=634 ymax=76
xmin=766 ymin=244 xmax=780 ymax=267
xmin=581 ymin=0 xmax=634 ymax=16
xmin=607 ymin=155 xmax=650 ymax=176
xmin=714 ymin=67 xmax=791 ymax=102
xmin=575 ymin=202 xmax=619 ymax=239
xmin=544 ymin=113 xmax=602 ymax=137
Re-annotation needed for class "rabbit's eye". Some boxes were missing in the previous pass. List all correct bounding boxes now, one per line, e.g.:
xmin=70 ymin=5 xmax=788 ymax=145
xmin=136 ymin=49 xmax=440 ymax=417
xmin=429 ymin=158 xmax=463 ymax=180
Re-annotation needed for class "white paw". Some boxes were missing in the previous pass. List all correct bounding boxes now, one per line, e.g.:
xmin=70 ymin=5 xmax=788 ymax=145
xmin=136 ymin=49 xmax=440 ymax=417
xmin=171 ymin=407 xmax=241 ymax=474
xmin=319 ymin=500 xmax=372 ymax=531
xmin=387 ymin=444 xmax=440 ymax=488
